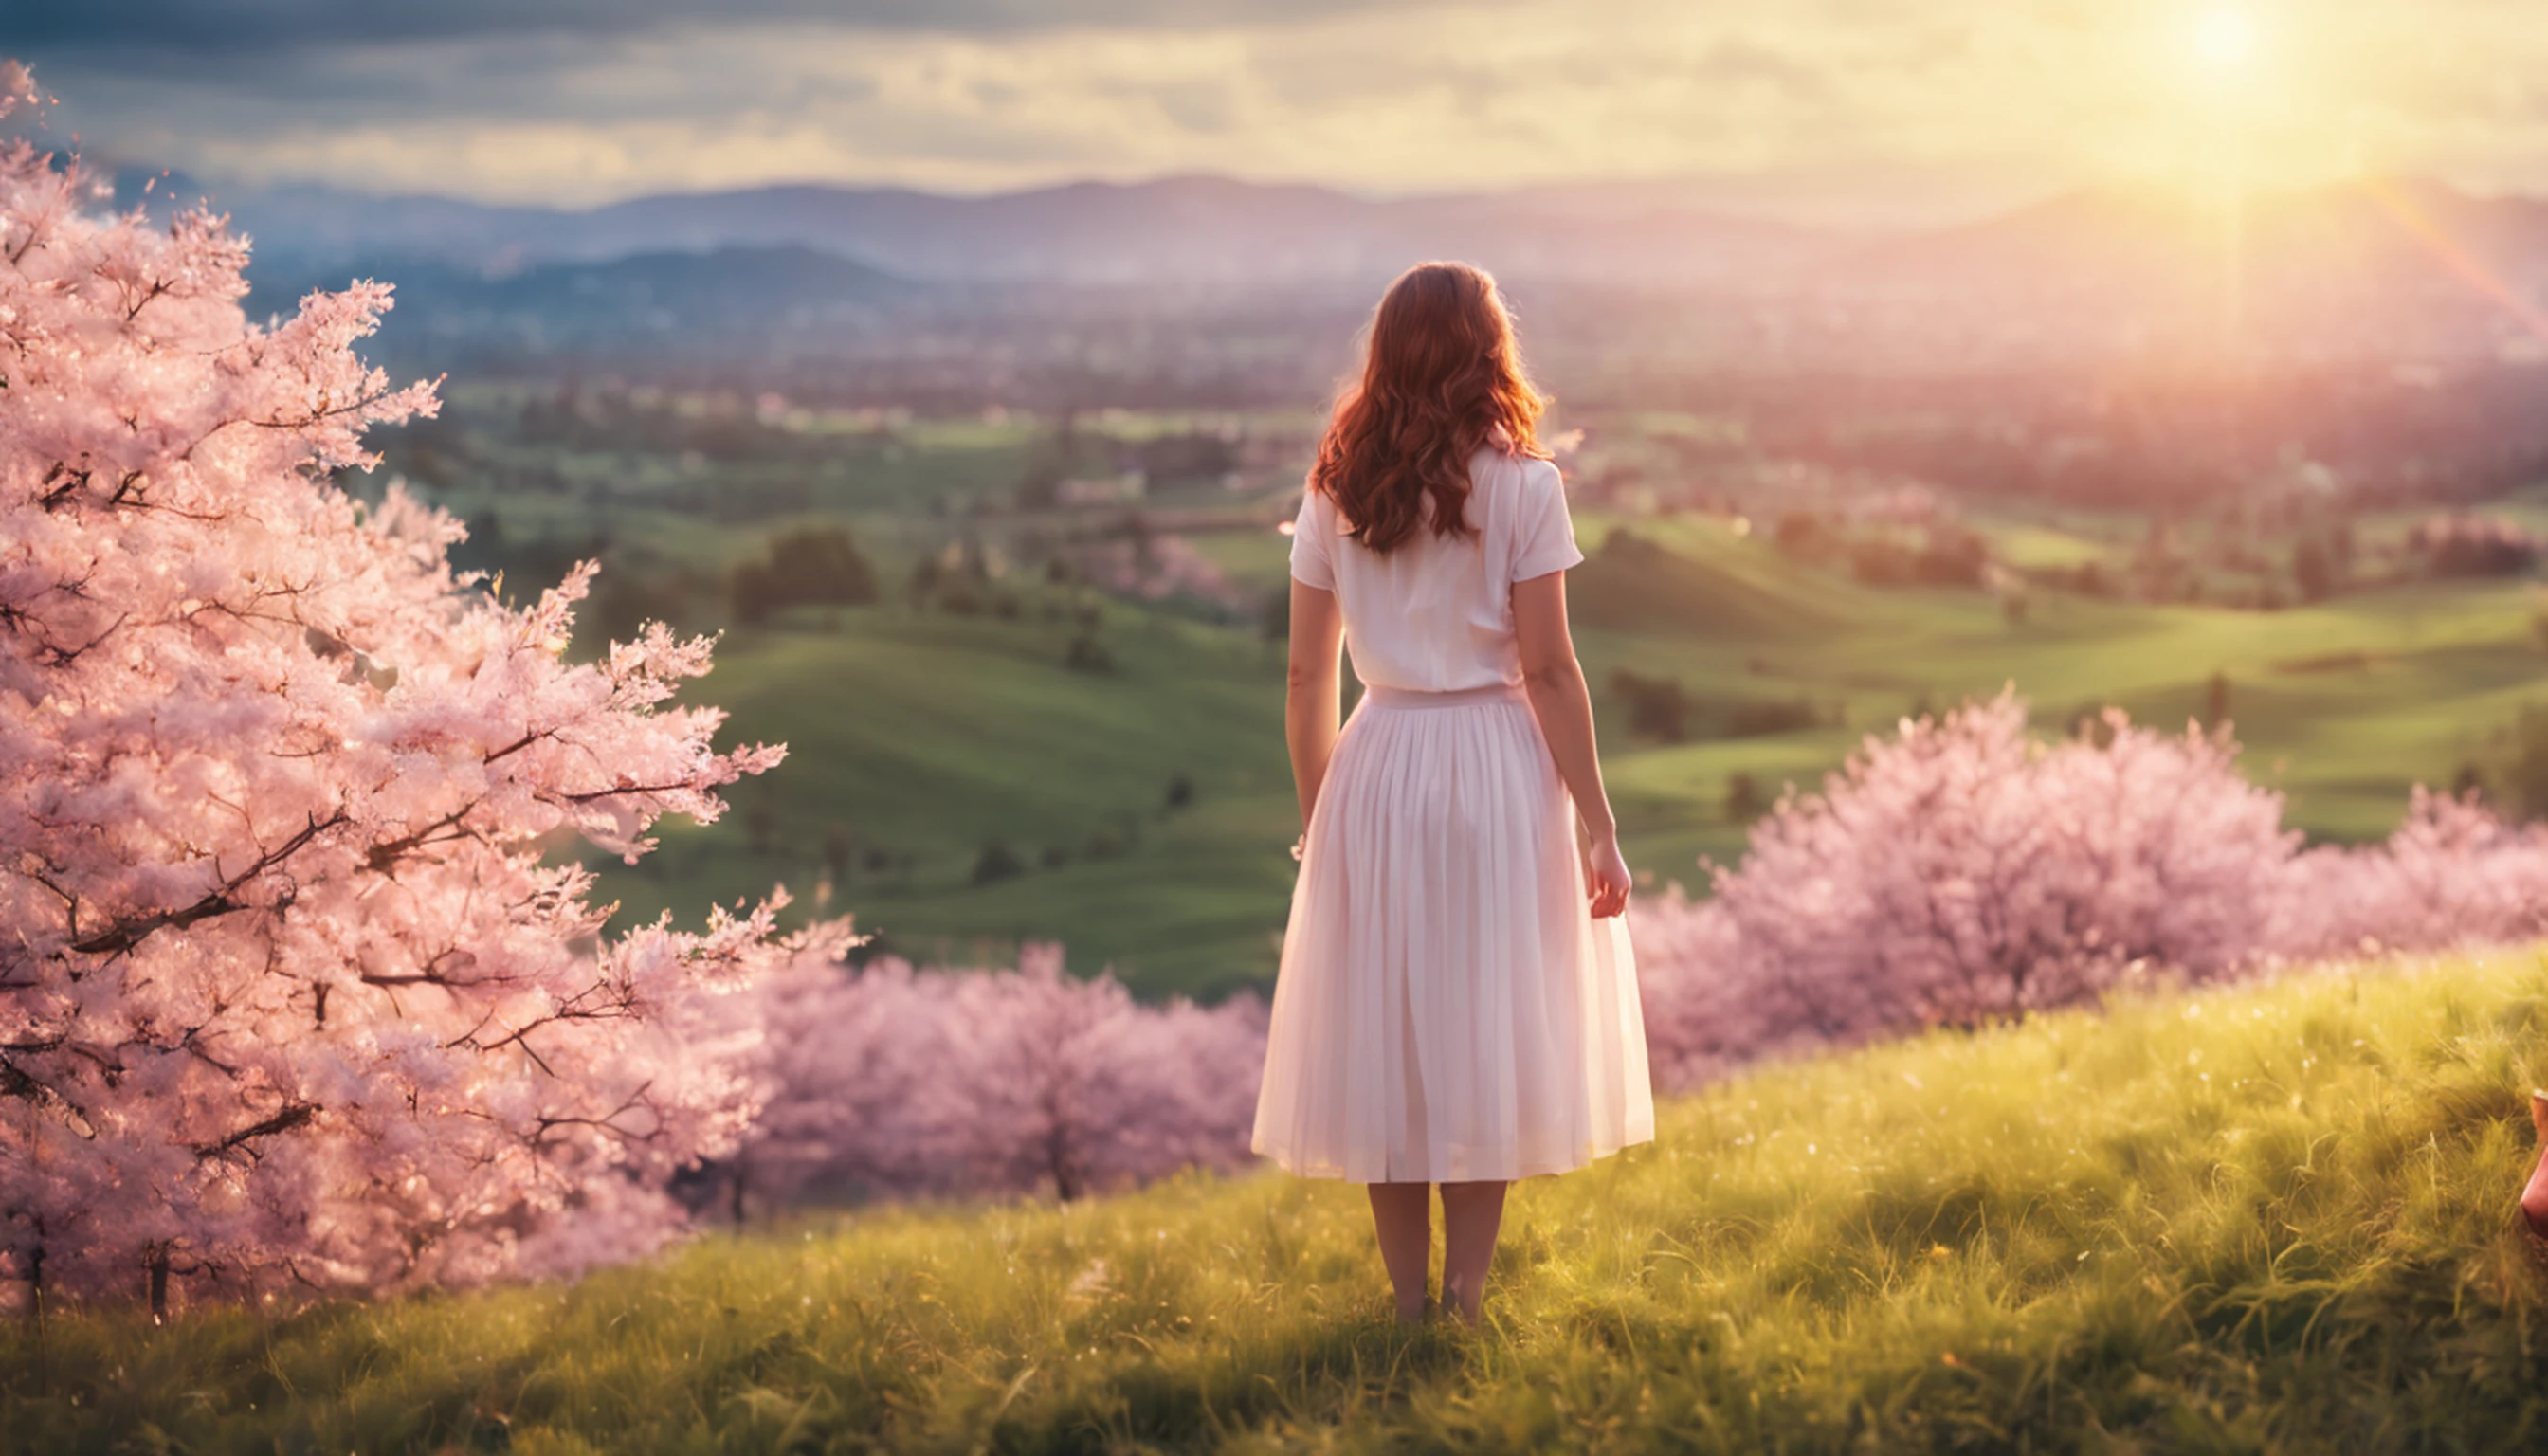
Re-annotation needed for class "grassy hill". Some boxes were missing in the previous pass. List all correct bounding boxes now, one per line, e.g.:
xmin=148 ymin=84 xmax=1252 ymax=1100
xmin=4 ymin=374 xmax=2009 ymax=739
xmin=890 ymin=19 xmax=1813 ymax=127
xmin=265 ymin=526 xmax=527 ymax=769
xmin=603 ymin=509 xmax=2548 ymax=997
xmin=592 ymin=604 xmax=1303 ymax=1002
xmin=13 ymin=947 xmax=2548 ymax=1452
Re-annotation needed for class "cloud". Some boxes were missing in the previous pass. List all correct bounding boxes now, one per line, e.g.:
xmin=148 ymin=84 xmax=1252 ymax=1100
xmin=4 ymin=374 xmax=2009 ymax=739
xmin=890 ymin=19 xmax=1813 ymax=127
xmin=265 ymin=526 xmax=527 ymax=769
xmin=13 ymin=0 xmax=1424 ymax=52
xmin=16 ymin=0 xmax=2548 ymax=216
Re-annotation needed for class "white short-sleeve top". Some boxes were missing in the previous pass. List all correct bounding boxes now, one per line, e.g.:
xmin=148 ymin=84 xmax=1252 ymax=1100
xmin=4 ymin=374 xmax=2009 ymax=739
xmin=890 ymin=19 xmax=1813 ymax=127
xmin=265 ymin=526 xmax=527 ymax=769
xmin=1287 ymin=446 xmax=1584 ymax=693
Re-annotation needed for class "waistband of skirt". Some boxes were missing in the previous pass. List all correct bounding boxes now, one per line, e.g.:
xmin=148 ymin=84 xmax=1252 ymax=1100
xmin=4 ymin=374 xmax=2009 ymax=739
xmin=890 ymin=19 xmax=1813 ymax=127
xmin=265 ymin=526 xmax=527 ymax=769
xmin=1361 ymin=681 xmax=1529 ymax=709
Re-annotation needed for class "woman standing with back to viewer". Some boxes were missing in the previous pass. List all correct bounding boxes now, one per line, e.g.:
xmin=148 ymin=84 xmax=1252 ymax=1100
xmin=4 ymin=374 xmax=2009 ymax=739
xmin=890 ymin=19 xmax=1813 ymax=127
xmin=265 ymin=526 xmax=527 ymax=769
xmin=1251 ymin=261 xmax=1654 ymax=1325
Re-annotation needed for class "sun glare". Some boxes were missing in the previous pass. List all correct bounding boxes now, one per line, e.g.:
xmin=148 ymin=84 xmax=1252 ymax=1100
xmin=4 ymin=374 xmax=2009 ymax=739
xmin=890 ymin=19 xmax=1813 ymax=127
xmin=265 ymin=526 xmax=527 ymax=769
xmin=2193 ymin=8 xmax=2256 ymax=67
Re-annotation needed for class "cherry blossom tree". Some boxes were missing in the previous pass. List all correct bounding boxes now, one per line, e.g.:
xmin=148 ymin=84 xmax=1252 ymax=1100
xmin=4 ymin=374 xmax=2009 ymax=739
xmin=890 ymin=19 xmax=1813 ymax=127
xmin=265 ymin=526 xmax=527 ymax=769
xmin=737 ymin=944 xmax=1266 ymax=1210
xmin=1714 ymin=694 xmax=2286 ymax=1035
xmin=1630 ymin=694 xmax=2548 ymax=1091
xmin=0 ymin=65 xmax=839 ymax=1312
xmin=2279 ymin=790 xmax=2548 ymax=961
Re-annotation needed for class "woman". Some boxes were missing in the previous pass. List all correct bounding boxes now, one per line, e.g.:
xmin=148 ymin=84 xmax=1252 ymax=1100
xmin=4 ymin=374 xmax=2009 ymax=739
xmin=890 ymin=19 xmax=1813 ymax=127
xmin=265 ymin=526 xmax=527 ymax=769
xmin=1250 ymin=261 xmax=1654 ymax=1325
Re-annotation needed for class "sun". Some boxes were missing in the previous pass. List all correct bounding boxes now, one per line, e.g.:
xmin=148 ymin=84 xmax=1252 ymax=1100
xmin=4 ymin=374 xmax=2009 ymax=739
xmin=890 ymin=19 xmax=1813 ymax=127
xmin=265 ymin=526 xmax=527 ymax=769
xmin=2193 ymin=8 xmax=2256 ymax=67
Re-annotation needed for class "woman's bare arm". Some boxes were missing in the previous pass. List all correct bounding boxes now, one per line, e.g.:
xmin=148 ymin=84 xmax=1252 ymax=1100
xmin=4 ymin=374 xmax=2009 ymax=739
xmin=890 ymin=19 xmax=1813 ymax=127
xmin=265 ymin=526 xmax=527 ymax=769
xmin=1285 ymin=576 xmax=1346 ymax=831
xmin=1513 ymin=570 xmax=1631 ymax=918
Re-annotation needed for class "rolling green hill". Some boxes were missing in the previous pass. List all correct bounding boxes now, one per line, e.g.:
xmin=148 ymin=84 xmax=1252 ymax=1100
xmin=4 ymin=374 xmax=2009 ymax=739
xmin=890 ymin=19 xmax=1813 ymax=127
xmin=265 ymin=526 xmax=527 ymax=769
xmin=593 ymin=603 xmax=1302 ymax=1001
xmin=601 ymin=513 xmax=2548 ymax=997
xmin=14 ymin=946 xmax=2548 ymax=1451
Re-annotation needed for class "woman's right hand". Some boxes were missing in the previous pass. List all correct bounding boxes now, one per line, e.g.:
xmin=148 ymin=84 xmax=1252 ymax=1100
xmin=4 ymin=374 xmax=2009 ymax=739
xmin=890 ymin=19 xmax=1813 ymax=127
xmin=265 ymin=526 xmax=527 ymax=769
xmin=1583 ymin=829 xmax=1631 ymax=919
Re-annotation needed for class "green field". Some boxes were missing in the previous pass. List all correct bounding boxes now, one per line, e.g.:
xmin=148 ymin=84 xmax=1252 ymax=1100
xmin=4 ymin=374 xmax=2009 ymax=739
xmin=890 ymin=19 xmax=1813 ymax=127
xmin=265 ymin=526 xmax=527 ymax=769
xmin=15 ymin=945 xmax=2548 ymax=1451
xmin=394 ymin=393 xmax=2548 ymax=997
xmin=595 ymin=519 xmax=2548 ymax=999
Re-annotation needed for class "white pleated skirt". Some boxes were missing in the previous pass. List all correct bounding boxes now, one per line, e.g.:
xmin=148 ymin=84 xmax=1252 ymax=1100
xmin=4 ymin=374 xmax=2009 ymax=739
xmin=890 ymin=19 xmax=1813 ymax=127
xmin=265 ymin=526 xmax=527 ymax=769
xmin=1251 ymin=681 xmax=1656 ymax=1183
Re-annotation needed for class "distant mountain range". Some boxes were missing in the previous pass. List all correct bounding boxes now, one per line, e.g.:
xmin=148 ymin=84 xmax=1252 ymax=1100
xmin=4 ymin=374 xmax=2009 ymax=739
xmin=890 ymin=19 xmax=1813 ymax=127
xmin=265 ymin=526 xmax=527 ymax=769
xmin=120 ymin=171 xmax=1839 ymax=289
xmin=245 ymin=244 xmax=910 ymax=355
xmin=116 ymin=168 xmax=2548 ymax=373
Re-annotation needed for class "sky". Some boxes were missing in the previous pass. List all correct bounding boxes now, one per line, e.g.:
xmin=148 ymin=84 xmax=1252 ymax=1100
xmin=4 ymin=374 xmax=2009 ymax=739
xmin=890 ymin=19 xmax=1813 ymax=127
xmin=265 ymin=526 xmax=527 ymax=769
xmin=13 ymin=0 xmax=2548 ymax=224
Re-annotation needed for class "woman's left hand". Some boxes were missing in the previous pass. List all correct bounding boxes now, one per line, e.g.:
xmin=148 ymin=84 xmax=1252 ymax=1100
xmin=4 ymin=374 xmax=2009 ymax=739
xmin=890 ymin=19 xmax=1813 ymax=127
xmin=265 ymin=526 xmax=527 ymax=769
xmin=1583 ymin=831 xmax=1631 ymax=919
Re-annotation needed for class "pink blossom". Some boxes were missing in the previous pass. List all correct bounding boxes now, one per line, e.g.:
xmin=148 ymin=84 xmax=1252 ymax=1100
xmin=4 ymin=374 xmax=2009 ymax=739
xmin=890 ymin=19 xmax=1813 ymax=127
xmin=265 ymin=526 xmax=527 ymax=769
xmin=0 ymin=81 xmax=840 ymax=1310
xmin=737 ymin=944 xmax=1266 ymax=1209
xmin=1631 ymin=693 xmax=2548 ymax=1091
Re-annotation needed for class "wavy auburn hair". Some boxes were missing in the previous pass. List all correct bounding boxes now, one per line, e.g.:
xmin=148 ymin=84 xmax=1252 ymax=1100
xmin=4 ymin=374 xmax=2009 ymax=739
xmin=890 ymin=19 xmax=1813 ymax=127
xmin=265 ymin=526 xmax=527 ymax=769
xmin=1308 ymin=261 xmax=1549 ymax=555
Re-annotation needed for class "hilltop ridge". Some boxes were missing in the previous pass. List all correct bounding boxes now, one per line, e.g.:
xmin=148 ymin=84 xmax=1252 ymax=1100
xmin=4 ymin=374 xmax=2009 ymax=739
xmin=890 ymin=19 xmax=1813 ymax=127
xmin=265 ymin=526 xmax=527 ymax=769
xmin=11 ymin=945 xmax=2548 ymax=1450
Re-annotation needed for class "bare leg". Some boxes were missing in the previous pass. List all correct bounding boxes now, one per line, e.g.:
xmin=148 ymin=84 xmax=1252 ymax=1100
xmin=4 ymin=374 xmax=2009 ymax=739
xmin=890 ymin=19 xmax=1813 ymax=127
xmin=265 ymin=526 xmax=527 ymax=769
xmin=2523 ymin=1092 xmax=2548 ymax=1239
xmin=1366 ymin=1182 xmax=1432 ymax=1322
xmin=1438 ymin=1180 xmax=1509 ymax=1324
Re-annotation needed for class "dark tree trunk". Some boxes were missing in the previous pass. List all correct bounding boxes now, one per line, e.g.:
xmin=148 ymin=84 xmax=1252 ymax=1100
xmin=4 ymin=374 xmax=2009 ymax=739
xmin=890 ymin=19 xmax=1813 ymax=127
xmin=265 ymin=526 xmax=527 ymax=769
xmin=26 ymin=1244 xmax=46 ymax=1396
xmin=1048 ymin=1128 xmax=1080 ymax=1203
xmin=147 ymin=1248 xmax=171 ymax=1323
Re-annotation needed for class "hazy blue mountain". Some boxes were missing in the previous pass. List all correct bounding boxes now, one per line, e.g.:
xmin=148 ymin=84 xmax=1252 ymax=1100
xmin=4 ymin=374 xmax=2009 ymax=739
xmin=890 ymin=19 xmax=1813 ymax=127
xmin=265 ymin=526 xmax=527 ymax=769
xmin=241 ymin=244 xmax=918 ymax=373
xmin=111 ymin=165 xmax=2548 ymax=376
xmin=118 ymin=169 xmax=1839 ymax=288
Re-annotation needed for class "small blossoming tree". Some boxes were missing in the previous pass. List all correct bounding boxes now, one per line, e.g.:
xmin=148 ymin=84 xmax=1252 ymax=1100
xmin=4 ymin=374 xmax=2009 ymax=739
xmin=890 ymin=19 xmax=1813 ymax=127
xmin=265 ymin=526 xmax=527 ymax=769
xmin=739 ymin=945 xmax=1267 ymax=1209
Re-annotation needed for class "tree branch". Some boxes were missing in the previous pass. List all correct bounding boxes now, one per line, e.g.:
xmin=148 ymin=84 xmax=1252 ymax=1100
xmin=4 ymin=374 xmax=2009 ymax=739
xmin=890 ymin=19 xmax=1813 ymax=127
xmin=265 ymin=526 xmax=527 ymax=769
xmin=191 ymin=1101 xmax=318 ymax=1160
xmin=63 ymin=809 xmax=348 ymax=959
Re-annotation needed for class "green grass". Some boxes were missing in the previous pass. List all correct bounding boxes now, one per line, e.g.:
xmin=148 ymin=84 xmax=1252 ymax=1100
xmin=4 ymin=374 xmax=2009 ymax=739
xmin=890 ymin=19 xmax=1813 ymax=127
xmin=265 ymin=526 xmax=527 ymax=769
xmin=16 ymin=946 xmax=2548 ymax=1451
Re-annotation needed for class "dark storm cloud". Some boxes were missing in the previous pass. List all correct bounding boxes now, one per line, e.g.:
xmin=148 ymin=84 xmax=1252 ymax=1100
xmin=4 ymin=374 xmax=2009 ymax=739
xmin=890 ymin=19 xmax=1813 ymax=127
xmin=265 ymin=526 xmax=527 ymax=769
xmin=10 ymin=0 xmax=1416 ymax=52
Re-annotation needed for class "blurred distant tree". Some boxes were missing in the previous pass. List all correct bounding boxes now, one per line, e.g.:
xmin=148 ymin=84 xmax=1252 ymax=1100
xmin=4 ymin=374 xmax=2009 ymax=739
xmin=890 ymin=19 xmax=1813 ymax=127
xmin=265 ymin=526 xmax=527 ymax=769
xmin=1774 ymin=510 xmax=1831 ymax=560
xmin=972 ymin=841 xmax=1028 ymax=885
xmin=2204 ymin=672 xmax=2232 ymax=730
xmin=2412 ymin=515 xmax=2539 ymax=578
xmin=587 ymin=565 xmax=691 ymax=649
xmin=1065 ymin=631 xmax=1115 ymax=672
xmin=2482 ymin=704 xmax=2548 ymax=823
xmin=1608 ymin=668 xmax=1690 ymax=742
xmin=2293 ymin=538 xmax=2336 ymax=601
xmin=1132 ymin=431 xmax=1239 ymax=485
xmin=1725 ymin=772 xmax=1767 ymax=825
xmin=747 ymin=799 xmax=780 ymax=856
xmin=1727 ymin=696 xmax=1822 ymax=738
xmin=907 ymin=554 xmax=945 ymax=606
xmin=1259 ymin=587 xmax=1290 ymax=644
xmin=731 ymin=525 xmax=879 ymax=624
xmin=824 ymin=821 xmax=856 ymax=886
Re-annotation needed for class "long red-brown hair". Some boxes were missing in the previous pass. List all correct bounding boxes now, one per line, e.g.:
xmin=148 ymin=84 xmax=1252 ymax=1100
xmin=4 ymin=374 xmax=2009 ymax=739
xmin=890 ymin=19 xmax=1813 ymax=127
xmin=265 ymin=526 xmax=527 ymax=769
xmin=1308 ymin=261 xmax=1549 ymax=554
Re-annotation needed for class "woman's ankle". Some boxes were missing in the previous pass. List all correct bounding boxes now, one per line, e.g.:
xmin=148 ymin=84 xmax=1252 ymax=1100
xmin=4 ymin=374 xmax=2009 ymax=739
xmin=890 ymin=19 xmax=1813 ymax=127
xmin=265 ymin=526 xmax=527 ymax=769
xmin=1439 ymin=1278 xmax=1482 ymax=1324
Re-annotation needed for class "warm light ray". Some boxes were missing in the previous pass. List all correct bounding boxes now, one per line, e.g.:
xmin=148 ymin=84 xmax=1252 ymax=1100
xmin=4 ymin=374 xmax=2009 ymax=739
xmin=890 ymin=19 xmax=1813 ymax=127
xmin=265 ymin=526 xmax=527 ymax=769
xmin=2360 ymin=177 xmax=2548 ymax=342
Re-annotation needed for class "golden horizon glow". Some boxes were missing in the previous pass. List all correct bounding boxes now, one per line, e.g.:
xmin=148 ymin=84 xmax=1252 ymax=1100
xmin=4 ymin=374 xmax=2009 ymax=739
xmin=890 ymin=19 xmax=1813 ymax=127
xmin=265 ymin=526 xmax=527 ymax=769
xmin=2193 ymin=9 xmax=2257 ymax=69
